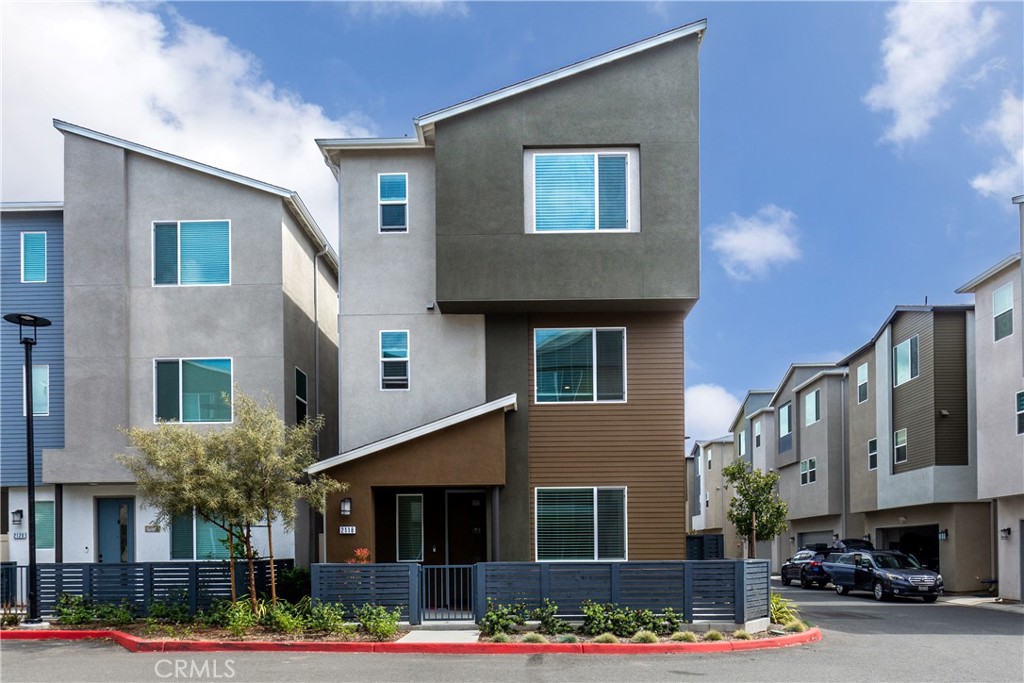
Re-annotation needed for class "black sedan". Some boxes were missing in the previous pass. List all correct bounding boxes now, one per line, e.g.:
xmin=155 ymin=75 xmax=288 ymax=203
xmin=780 ymin=549 xmax=832 ymax=588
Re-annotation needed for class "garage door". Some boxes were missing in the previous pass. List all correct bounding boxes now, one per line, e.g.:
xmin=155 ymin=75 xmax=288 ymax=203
xmin=798 ymin=530 xmax=834 ymax=548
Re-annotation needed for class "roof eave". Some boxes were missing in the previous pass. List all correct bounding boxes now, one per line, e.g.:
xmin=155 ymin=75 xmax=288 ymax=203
xmin=955 ymin=253 xmax=1021 ymax=294
xmin=0 ymin=201 xmax=63 ymax=212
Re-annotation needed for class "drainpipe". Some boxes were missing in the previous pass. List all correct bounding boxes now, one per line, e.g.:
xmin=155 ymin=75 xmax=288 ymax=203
xmin=840 ymin=374 xmax=847 ymax=538
xmin=312 ymin=245 xmax=329 ymax=456
xmin=1013 ymin=194 xmax=1023 ymax=377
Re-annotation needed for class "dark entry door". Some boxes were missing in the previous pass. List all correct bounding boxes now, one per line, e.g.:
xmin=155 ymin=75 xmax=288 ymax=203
xmin=446 ymin=491 xmax=487 ymax=564
xmin=97 ymin=498 xmax=134 ymax=563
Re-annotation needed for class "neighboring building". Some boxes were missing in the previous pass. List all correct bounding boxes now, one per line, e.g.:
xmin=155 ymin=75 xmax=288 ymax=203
xmin=727 ymin=390 xmax=774 ymax=560
xmin=1 ymin=202 xmax=64 ymax=564
xmin=840 ymin=305 xmax=988 ymax=592
xmin=311 ymin=22 xmax=705 ymax=564
xmin=10 ymin=121 xmax=339 ymax=567
xmin=689 ymin=437 xmax=742 ymax=558
xmin=957 ymin=253 xmax=1023 ymax=602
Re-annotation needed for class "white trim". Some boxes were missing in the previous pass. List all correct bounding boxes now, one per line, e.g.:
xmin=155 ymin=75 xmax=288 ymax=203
xmin=396 ymin=493 xmax=424 ymax=563
xmin=753 ymin=420 xmax=762 ymax=448
xmin=778 ymin=402 xmax=792 ymax=437
xmin=868 ymin=438 xmax=878 ymax=471
xmin=1016 ymin=390 xmax=1024 ymax=436
xmin=533 ymin=486 xmax=628 ymax=562
xmin=993 ymin=281 xmax=1014 ymax=342
xmin=20 ymin=231 xmax=47 ymax=283
xmin=791 ymin=368 xmax=846 ymax=395
xmin=378 ymin=172 xmax=409 ymax=234
xmin=295 ymin=366 xmax=308 ymax=423
xmin=317 ymin=136 xmax=426 ymax=150
xmin=153 ymin=357 xmax=234 ymax=424
xmin=799 ymin=458 xmax=817 ymax=486
xmin=956 ymin=253 xmax=1021 ymax=293
xmin=803 ymin=388 xmax=821 ymax=427
xmin=22 ymin=364 xmax=50 ymax=417
xmin=307 ymin=394 xmax=518 ymax=474
xmin=892 ymin=335 xmax=919 ymax=387
xmin=533 ymin=327 xmax=627 ymax=404
xmin=379 ymin=329 xmax=410 ymax=391
xmin=769 ymin=363 xmax=837 ymax=406
xmin=893 ymin=428 xmax=908 ymax=465
xmin=738 ymin=429 xmax=746 ymax=457
xmin=856 ymin=362 xmax=869 ymax=405
xmin=1 ymin=201 xmax=63 ymax=212
xmin=151 ymin=219 xmax=232 ymax=287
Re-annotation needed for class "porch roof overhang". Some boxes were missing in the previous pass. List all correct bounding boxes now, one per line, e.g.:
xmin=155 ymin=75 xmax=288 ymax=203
xmin=307 ymin=394 xmax=518 ymax=474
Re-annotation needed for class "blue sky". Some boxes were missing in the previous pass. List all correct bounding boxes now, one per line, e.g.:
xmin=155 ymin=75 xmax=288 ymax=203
xmin=2 ymin=1 xmax=1022 ymax=440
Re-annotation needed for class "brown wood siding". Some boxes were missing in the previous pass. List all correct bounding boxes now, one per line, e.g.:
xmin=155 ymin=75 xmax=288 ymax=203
xmin=892 ymin=312 xmax=935 ymax=474
xmin=528 ymin=312 xmax=686 ymax=560
xmin=932 ymin=311 xmax=969 ymax=466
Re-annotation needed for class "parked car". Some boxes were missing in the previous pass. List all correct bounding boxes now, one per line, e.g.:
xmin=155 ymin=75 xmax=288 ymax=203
xmin=780 ymin=549 xmax=832 ymax=589
xmin=836 ymin=538 xmax=874 ymax=551
xmin=822 ymin=550 xmax=943 ymax=602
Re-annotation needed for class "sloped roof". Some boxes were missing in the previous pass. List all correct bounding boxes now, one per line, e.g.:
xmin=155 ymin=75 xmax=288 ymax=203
xmin=955 ymin=253 xmax=1021 ymax=294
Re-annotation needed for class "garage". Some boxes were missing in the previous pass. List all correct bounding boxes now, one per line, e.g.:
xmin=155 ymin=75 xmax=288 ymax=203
xmin=876 ymin=524 xmax=940 ymax=571
xmin=797 ymin=530 xmax=834 ymax=548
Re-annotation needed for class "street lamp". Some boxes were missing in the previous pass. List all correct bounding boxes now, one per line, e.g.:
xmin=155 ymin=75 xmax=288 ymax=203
xmin=4 ymin=312 xmax=51 ymax=623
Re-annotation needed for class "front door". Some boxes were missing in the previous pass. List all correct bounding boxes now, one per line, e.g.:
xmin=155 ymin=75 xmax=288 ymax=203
xmin=446 ymin=491 xmax=487 ymax=564
xmin=97 ymin=498 xmax=134 ymax=563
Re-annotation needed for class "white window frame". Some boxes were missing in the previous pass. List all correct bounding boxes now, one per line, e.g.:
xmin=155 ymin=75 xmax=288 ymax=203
xmin=20 ymin=231 xmax=47 ymax=283
xmin=295 ymin=367 xmax=308 ymax=424
xmin=533 ymin=327 xmax=627 ymax=404
xmin=533 ymin=486 xmax=628 ymax=562
xmin=893 ymin=428 xmax=908 ymax=464
xmin=993 ymin=282 xmax=1013 ymax=342
xmin=800 ymin=458 xmax=817 ymax=486
xmin=868 ymin=438 xmax=878 ymax=471
xmin=707 ymin=449 xmax=712 ymax=470
xmin=893 ymin=336 xmax=919 ymax=387
xmin=152 ymin=357 xmax=234 ymax=424
xmin=524 ymin=148 xmax=640 ymax=234
xmin=857 ymin=363 xmax=869 ymax=404
xmin=396 ymin=493 xmax=424 ymax=562
xmin=779 ymin=402 xmax=792 ymax=437
xmin=804 ymin=389 xmax=821 ymax=426
xmin=379 ymin=330 xmax=410 ymax=391
xmin=151 ymin=219 xmax=232 ymax=288
xmin=22 ymin=364 xmax=49 ymax=417
xmin=754 ymin=420 xmax=762 ymax=447
xmin=378 ymin=172 xmax=409 ymax=234
xmin=738 ymin=430 xmax=746 ymax=457
xmin=1016 ymin=391 xmax=1023 ymax=436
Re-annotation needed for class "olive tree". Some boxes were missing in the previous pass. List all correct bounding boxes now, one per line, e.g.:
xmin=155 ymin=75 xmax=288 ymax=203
xmin=721 ymin=460 xmax=788 ymax=559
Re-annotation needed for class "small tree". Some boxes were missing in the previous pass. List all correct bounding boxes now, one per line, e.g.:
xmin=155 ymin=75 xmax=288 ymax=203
xmin=721 ymin=460 xmax=788 ymax=558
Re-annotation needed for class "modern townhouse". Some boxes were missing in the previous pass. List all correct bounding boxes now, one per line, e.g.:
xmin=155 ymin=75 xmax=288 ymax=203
xmin=3 ymin=121 xmax=339 ymax=567
xmin=310 ymin=22 xmax=704 ymax=566
xmin=956 ymin=251 xmax=1023 ymax=602
xmin=727 ymin=390 xmax=774 ymax=559
xmin=1 ymin=202 xmax=65 ymax=565
xmin=688 ymin=437 xmax=742 ymax=557
xmin=840 ymin=305 xmax=989 ymax=592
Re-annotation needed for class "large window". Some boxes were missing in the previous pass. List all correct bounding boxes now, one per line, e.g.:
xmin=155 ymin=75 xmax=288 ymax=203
xmin=800 ymin=458 xmax=817 ymax=485
xmin=396 ymin=494 xmax=423 ymax=562
xmin=23 ymin=364 xmax=49 ymax=416
xmin=378 ymin=173 xmax=408 ymax=233
xmin=804 ymin=389 xmax=821 ymax=426
xmin=857 ymin=363 xmax=869 ymax=404
xmin=525 ymin=149 xmax=639 ymax=233
xmin=535 ymin=487 xmax=626 ymax=561
xmin=153 ymin=220 xmax=230 ymax=286
xmin=754 ymin=420 xmax=762 ymax=447
xmin=155 ymin=358 xmax=232 ymax=423
xmin=295 ymin=368 xmax=308 ymax=424
xmin=20 ymin=232 xmax=46 ymax=283
xmin=534 ymin=328 xmax=625 ymax=403
xmin=893 ymin=336 xmax=919 ymax=387
xmin=779 ymin=402 xmax=792 ymax=437
xmin=1016 ymin=391 xmax=1024 ymax=436
xmin=868 ymin=438 xmax=878 ymax=471
xmin=994 ymin=283 xmax=1013 ymax=342
xmin=894 ymin=428 xmax=908 ymax=464
xmin=171 ymin=511 xmax=229 ymax=560
xmin=35 ymin=501 xmax=55 ymax=550
xmin=380 ymin=331 xmax=410 ymax=390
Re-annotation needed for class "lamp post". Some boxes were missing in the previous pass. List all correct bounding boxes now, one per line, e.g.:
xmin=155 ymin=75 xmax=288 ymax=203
xmin=4 ymin=312 xmax=51 ymax=623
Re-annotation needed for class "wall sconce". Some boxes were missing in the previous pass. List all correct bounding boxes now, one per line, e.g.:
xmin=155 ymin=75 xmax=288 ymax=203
xmin=789 ymin=536 xmax=795 ymax=544
xmin=897 ymin=516 xmax=907 ymax=524
xmin=938 ymin=528 xmax=949 ymax=541
xmin=863 ymin=534 xmax=871 ymax=542
xmin=11 ymin=509 xmax=23 ymax=525
xmin=1000 ymin=527 xmax=1012 ymax=540
xmin=340 ymin=498 xmax=352 ymax=516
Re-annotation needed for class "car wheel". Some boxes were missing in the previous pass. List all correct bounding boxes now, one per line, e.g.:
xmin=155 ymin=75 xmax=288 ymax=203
xmin=800 ymin=575 xmax=812 ymax=589
xmin=781 ymin=574 xmax=791 ymax=586
xmin=873 ymin=581 xmax=887 ymax=601
xmin=818 ymin=581 xmax=829 ymax=589
xmin=835 ymin=584 xmax=849 ymax=596
xmin=922 ymin=595 xmax=938 ymax=603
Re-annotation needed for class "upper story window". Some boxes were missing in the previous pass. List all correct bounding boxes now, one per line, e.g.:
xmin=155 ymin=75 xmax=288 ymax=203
xmin=779 ymin=402 xmax=792 ymax=437
xmin=706 ymin=449 xmax=712 ymax=470
xmin=800 ymin=458 xmax=817 ymax=485
xmin=534 ymin=328 xmax=625 ymax=403
xmin=295 ymin=368 xmax=308 ymax=424
xmin=738 ymin=430 xmax=746 ymax=457
xmin=804 ymin=389 xmax=821 ymax=426
xmin=20 ymin=232 xmax=46 ymax=283
xmin=893 ymin=428 xmax=908 ymax=464
xmin=893 ymin=336 xmax=919 ymax=387
xmin=380 ymin=331 xmax=410 ymax=390
xmin=535 ymin=487 xmax=626 ymax=561
xmin=993 ymin=282 xmax=1013 ymax=342
xmin=868 ymin=438 xmax=878 ymax=470
xmin=155 ymin=358 xmax=232 ymax=423
xmin=857 ymin=363 xmax=869 ymax=404
xmin=1016 ymin=391 xmax=1024 ymax=435
xmin=23 ymin=365 xmax=49 ymax=417
xmin=379 ymin=173 xmax=408 ymax=233
xmin=524 ymin=149 xmax=639 ymax=233
xmin=754 ymin=420 xmax=762 ymax=447
xmin=154 ymin=220 xmax=230 ymax=286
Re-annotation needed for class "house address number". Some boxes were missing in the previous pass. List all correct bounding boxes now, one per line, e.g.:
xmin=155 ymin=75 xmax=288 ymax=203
xmin=12 ymin=532 xmax=27 ymax=540
xmin=339 ymin=526 xmax=356 ymax=535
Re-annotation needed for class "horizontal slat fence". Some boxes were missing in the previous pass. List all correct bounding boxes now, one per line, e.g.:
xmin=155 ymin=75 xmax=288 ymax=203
xmin=311 ymin=563 xmax=418 ymax=623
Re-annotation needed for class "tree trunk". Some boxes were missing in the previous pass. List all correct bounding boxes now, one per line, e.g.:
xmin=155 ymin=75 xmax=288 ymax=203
xmin=243 ymin=526 xmax=258 ymax=613
xmin=266 ymin=511 xmax=277 ymax=605
xmin=750 ymin=509 xmax=757 ymax=559
xmin=228 ymin=525 xmax=237 ymax=604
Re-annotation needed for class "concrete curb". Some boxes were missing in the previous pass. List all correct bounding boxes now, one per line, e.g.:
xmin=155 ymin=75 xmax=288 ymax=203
xmin=1 ymin=628 xmax=822 ymax=654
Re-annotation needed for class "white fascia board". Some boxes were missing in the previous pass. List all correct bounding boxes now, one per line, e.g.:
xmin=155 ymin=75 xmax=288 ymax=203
xmin=315 ymin=136 xmax=427 ymax=151
xmin=792 ymin=369 xmax=848 ymax=395
xmin=768 ymin=363 xmax=839 ymax=406
xmin=413 ymin=19 xmax=707 ymax=129
xmin=955 ymin=253 xmax=1021 ymax=294
xmin=747 ymin=406 xmax=775 ymax=420
xmin=307 ymin=394 xmax=518 ymax=474
xmin=1 ymin=201 xmax=63 ymax=212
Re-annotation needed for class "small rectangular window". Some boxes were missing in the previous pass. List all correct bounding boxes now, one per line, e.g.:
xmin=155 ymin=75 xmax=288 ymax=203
xmin=379 ymin=173 xmax=408 ymax=233
xmin=295 ymin=368 xmax=308 ymax=424
xmin=738 ymin=430 xmax=746 ymax=457
xmin=893 ymin=336 xmax=919 ymax=387
xmin=994 ymin=283 xmax=1013 ymax=341
xmin=535 ymin=487 xmax=626 ymax=561
xmin=707 ymin=450 xmax=712 ymax=470
xmin=800 ymin=458 xmax=817 ymax=485
xmin=894 ymin=429 xmax=908 ymax=464
xmin=868 ymin=438 xmax=878 ymax=471
xmin=534 ymin=328 xmax=625 ymax=403
xmin=154 ymin=358 xmax=232 ymax=423
xmin=857 ymin=363 xmax=869 ymax=404
xmin=22 ymin=365 xmax=49 ymax=417
xmin=34 ymin=501 xmax=55 ymax=550
xmin=20 ymin=232 xmax=47 ymax=283
xmin=380 ymin=331 xmax=410 ymax=390
xmin=804 ymin=389 xmax=821 ymax=426
xmin=1016 ymin=391 xmax=1024 ymax=436
xmin=171 ymin=510 xmax=230 ymax=560
xmin=779 ymin=403 xmax=792 ymax=437
xmin=525 ymin=149 xmax=639 ymax=233
xmin=396 ymin=494 xmax=423 ymax=562
xmin=754 ymin=420 xmax=762 ymax=447
xmin=153 ymin=220 xmax=230 ymax=286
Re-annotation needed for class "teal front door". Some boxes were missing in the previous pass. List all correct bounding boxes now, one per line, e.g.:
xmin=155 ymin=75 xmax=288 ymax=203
xmin=97 ymin=498 xmax=134 ymax=563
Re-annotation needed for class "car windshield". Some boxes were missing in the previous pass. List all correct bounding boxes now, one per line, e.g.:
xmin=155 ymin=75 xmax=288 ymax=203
xmin=873 ymin=554 xmax=922 ymax=569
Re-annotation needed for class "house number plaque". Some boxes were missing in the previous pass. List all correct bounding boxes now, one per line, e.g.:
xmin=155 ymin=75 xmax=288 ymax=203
xmin=339 ymin=526 xmax=357 ymax=535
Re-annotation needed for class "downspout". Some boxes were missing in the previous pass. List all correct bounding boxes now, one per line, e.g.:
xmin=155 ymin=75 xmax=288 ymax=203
xmin=840 ymin=374 xmax=847 ymax=539
xmin=1013 ymin=194 xmax=1023 ymax=377
xmin=312 ymin=245 xmax=328 ymax=456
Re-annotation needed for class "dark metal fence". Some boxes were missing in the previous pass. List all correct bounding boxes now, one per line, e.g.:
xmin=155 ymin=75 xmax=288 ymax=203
xmin=421 ymin=565 xmax=474 ymax=621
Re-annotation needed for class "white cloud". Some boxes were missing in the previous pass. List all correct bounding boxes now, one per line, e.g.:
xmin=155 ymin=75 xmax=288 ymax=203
xmin=864 ymin=1 xmax=999 ymax=145
xmin=346 ymin=1 xmax=469 ymax=19
xmin=969 ymin=91 xmax=1024 ymax=200
xmin=685 ymin=384 xmax=741 ymax=444
xmin=707 ymin=205 xmax=802 ymax=281
xmin=0 ymin=2 xmax=372 ymax=248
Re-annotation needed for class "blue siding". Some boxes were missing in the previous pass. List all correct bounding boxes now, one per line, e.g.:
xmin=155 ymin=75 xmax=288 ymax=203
xmin=1 ymin=210 xmax=65 ymax=486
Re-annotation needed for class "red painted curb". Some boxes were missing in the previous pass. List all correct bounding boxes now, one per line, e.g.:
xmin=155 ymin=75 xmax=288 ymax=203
xmin=1 ymin=628 xmax=822 ymax=655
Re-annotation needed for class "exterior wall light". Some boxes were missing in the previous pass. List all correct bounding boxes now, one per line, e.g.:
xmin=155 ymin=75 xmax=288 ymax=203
xmin=11 ymin=509 xmax=24 ymax=525
xmin=938 ymin=528 xmax=949 ymax=541
xmin=340 ymin=498 xmax=352 ymax=516
xmin=999 ymin=527 xmax=1012 ymax=540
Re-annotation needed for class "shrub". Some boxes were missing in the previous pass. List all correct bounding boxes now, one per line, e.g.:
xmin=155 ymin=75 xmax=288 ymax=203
xmin=259 ymin=601 xmax=306 ymax=634
xmin=593 ymin=632 xmax=620 ymax=644
xmin=631 ymin=630 xmax=659 ymax=644
xmin=770 ymin=591 xmax=800 ymax=625
xmin=659 ymin=608 xmax=684 ymax=635
xmin=355 ymin=604 xmax=402 ymax=641
xmin=703 ymin=629 xmax=724 ymax=641
xmin=783 ymin=620 xmax=807 ymax=633
xmin=306 ymin=601 xmax=354 ymax=636
xmin=522 ymin=632 xmax=548 ymax=643
xmin=479 ymin=599 xmax=528 ymax=636
xmin=346 ymin=548 xmax=372 ymax=564
xmin=54 ymin=594 xmax=95 ymax=625
xmin=671 ymin=631 xmax=698 ymax=643
xmin=147 ymin=595 xmax=190 ymax=624
xmin=490 ymin=632 xmax=511 ymax=643
xmin=558 ymin=633 xmax=579 ymax=644
xmin=1 ymin=606 xmax=21 ymax=628
xmin=225 ymin=601 xmax=259 ymax=637
xmin=93 ymin=600 xmax=135 ymax=627
xmin=733 ymin=629 xmax=753 ymax=640
xmin=580 ymin=601 xmax=674 ymax=638
xmin=277 ymin=567 xmax=312 ymax=604
xmin=194 ymin=600 xmax=233 ymax=628
xmin=531 ymin=599 xmax=573 ymax=635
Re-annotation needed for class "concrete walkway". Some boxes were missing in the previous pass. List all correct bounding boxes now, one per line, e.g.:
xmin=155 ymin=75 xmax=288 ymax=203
xmin=938 ymin=595 xmax=1024 ymax=615
xmin=397 ymin=629 xmax=480 ymax=643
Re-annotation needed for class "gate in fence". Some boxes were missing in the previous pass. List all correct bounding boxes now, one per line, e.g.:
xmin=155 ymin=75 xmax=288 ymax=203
xmin=420 ymin=565 xmax=474 ymax=622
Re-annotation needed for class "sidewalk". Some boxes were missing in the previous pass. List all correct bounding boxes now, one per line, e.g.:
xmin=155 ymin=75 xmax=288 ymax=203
xmin=938 ymin=595 xmax=1024 ymax=615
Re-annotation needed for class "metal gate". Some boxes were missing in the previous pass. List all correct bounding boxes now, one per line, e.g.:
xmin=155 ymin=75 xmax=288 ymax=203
xmin=420 ymin=565 xmax=475 ymax=621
